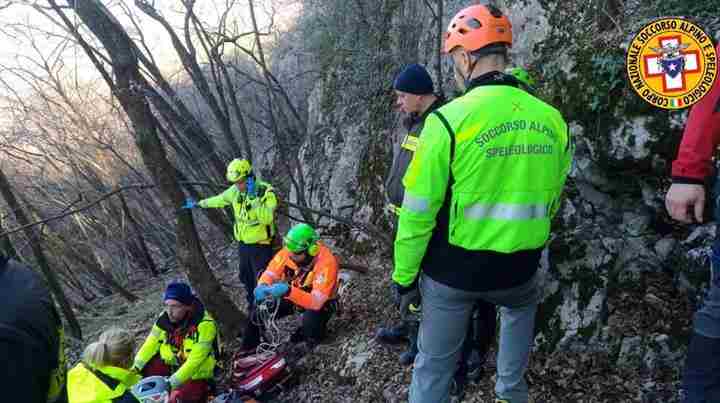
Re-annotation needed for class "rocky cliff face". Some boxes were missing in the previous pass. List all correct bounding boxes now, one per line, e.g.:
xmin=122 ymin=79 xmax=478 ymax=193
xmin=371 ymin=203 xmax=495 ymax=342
xmin=271 ymin=1 xmax=720 ymax=400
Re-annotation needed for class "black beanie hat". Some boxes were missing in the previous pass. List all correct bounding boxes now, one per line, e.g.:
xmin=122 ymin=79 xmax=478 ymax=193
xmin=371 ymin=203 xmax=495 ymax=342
xmin=393 ymin=64 xmax=434 ymax=95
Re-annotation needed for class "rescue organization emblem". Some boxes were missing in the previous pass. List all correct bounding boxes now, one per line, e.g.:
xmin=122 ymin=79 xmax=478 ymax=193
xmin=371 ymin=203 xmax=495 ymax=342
xmin=626 ymin=17 xmax=717 ymax=109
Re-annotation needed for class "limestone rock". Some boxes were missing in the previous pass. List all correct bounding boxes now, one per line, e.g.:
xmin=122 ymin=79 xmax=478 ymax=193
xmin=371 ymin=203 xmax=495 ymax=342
xmin=618 ymin=335 xmax=644 ymax=367
xmin=338 ymin=336 xmax=374 ymax=378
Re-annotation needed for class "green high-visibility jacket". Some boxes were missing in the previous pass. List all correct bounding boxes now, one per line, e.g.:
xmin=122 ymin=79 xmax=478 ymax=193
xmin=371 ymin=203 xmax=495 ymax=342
xmin=67 ymin=363 xmax=140 ymax=403
xmin=133 ymin=302 xmax=217 ymax=389
xmin=393 ymin=82 xmax=573 ymax=287
xmin=199 ymin=180 xmax=277 ymax=244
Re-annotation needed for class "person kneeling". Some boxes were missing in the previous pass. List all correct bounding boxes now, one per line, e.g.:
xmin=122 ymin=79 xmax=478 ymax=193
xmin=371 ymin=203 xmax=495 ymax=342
xmin=241 ymin=223 xmax=339 ymax=352
xmin=67 ymin=327 xmax=141 ymax=403
xmin=132 ymin=282 xmax=217 ymax=403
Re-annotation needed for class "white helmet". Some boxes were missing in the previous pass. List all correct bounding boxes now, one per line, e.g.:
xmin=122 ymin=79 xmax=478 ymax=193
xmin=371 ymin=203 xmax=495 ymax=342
xmin=131 ymin=376 xmax=170 ymax=403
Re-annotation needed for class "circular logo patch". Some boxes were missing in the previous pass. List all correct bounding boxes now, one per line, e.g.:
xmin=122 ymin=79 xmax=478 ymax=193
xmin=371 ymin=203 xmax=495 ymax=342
xmin=626 ymin=17 xmax=717 ymax=110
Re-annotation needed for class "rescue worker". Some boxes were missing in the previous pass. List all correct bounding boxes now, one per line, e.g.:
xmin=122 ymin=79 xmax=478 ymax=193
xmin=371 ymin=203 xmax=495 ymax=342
xmin=665 ymin=41 xmax=720 ymax=403
xmin=384 ymin=63 xmax=446 ymax=220
xmin=133 ymin=282 xmax=218 ymax=403
xmin=184 ymin=158 xmax=277 ymax=311
xmin=392 ymin=5 xmax=573 ymax=403
xmin=377 ymin=64 xmax=497 ymax=391
xmin=67 ymin=328 xmax=140 ymax=403
xmin=377 ymin=63 xmax=447 ymax=362
xmin=0 ymin=252 xmax=66 ymax=403
xmin=240 ymin=223 xmax=339 ymax=352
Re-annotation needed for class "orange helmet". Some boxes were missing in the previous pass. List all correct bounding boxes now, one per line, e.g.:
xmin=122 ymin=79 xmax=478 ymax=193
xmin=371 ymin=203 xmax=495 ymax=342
xmin=443 ymin=4 xmax=512 ymax=54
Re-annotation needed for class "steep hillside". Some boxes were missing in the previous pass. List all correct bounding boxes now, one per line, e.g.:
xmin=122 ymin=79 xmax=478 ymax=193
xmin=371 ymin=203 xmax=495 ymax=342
xmin=60 ymin=1 xmax=720 ymax=402
xmin=260 ymin=1 xmax=720 ymax=401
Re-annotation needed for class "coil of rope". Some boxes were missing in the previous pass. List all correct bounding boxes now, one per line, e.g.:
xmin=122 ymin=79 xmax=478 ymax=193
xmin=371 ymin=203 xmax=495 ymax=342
xmin=252 ymin=296 xmax=282 ymax=362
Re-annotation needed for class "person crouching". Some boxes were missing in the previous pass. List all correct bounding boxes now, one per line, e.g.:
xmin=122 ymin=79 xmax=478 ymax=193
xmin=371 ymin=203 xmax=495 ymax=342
xmin=241 ymin=223 xmax=339 ymax=352
xmin=132 ymin=282 xmax=217 ymax=403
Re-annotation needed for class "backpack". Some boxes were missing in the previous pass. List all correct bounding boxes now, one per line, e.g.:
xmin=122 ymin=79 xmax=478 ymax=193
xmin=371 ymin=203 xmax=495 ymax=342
xmin=230 ymin=351 xmax=293 ymax=399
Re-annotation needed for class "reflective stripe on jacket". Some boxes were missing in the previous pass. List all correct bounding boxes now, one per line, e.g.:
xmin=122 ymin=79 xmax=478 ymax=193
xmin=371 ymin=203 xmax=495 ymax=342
xmin=393 ymin=77 xmax=573 ymax=287
xmin=199 ymin=181 xmax=277 ymax=244
xmin=133 ymin=301 xmax=217 ymax=388
xmin=385 ymin=97 xmax=446 ymax=216
xmin=258 ymin=244 xmax=339 ymax=311
xmin=67 ymin=363 xmax=140 ymax=403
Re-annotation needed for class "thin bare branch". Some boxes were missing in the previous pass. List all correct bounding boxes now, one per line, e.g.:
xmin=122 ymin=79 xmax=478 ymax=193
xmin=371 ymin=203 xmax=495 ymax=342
xmin=0 ymin=184 xmax=154 ymax=238
xmin=0 ymin=181 xmax=392 ymax=244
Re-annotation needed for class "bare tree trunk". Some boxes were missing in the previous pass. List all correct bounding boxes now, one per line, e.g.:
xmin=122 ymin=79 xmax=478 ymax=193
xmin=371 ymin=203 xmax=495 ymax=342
xmin=60 ymin=261 xmax=101 ymax=302
xmin=65 ymin=242 xmax=139 ymax=302
xmin=52 ymin=0 xmax=244 ymax=337
xmin=118 ymin=192 xmax=159 ymax=277
xmin=42 ymin=233 xmax=112 ymax=297
xmin=214 ymin=52 xmax=254 ymax=163
xmin=0 ymin=213 xmax=20 ymax=260
xmin=18 ymin=189 xmax=138 ymax=302
xmin=0 ymin=167 xmax=82 ymax=339
xmin=135 ymin=0 xmax=243 ymax=159
xmin=143 ymin=195 xmax=177 ymax=261
xmin=247 ymin=0 xmax=313 ymax=223
xmin=173 ymin=166 xmax=233 ymax=241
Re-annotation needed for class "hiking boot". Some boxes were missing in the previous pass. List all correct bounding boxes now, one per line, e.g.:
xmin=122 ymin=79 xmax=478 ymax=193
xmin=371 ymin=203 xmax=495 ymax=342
xmin=398 ymin=330 xmax=418 ymax=366
xmin=398 ymin=347 xmax=417 ymax=366
xmin=450 ymin=373 xmax=467 ymax=399
xmin=467 ymin=365 xmax=485 ymax=382
xmin=375 ymin=323 xmax=409 ymax=345
xmin=465 ymin=349 xmax=488 ymax=381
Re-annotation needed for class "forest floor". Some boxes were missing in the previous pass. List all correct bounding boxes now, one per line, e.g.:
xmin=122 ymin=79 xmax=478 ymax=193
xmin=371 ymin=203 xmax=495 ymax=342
xmin=70 ymin=248 xmax=693 ymax=403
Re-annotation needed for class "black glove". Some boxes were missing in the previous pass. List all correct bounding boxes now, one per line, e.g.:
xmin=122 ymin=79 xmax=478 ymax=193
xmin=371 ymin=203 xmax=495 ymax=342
xmin=391 ymin=283 xmax=401 ymax=306
xmin=393 ymin=282 xmax=419 ymax=315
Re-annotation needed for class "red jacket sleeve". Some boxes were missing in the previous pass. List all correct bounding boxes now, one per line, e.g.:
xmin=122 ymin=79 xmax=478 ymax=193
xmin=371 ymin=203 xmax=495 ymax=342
xmin=671 ymin=43 xmax=720 ymax=183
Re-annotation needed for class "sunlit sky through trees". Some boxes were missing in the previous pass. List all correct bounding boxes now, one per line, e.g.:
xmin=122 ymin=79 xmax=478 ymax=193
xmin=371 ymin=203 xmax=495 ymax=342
xmin=0 ymin=0 xmax=301 ymax=100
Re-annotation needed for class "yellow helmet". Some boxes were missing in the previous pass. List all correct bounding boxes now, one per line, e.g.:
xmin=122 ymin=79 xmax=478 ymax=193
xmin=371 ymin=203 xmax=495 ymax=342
xmin=226 ymin=158 xmax=252 ymax=183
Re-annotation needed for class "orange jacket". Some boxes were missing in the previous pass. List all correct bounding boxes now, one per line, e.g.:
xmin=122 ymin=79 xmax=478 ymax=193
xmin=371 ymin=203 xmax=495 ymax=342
xmin=258 ymin=243 xmax=339 ymax=311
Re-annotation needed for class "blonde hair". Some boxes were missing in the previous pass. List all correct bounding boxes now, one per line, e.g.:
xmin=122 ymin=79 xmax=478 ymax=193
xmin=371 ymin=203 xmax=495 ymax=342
xmin=82 ymin=327 xmax=135 ymax=368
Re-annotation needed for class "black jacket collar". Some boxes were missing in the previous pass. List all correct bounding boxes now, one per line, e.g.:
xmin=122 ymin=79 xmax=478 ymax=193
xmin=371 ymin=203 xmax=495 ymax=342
xmin=403 ymin=95 xmax=447 ymax=130
xmin=465 ymin=71 xmax=521 ymax=93
xmin=157 ymin=297 xmax=205 ymax=332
